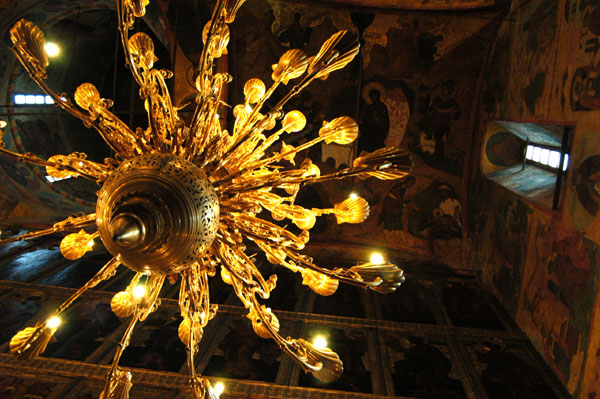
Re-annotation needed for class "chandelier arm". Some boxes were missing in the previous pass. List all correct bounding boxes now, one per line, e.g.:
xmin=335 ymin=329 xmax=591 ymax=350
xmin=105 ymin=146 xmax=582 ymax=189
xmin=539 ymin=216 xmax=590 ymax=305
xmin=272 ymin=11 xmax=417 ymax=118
xmin=47 ymin=153 xmax=113 ymax=182
xmin=215 ymin=129 xmax=335 ymax=188
xmin=246 ymin=294 xmax=343 ymax=382
xmin=307 ymin=30 xmax=360 ymax=80
xmin=118 ymin=2 xmax=182 ymax=153
xmin=215 ymin=75 xmax=290 ymax=174
xmin=56 ymin=256 xmax=122 ymax=314
xmin=252 ymin=126 xmax=352 ymax=170
xmin=9 ymin=20 xmax=129 ymax=157
xmin=267 ymin=37 xmax=357 ymax=115
xmin=101 ymin=272 xmax=166 ymax=397
xmin=211 ymin=115 xmax=269 ymax=176
xmin=214 ymin=238 xmax=274 ymax=298
xmin=88 ymin=106 xmax=141 ymax=158
xmin=242 ymin=127 xmax=286 ymax=166
xmin=216 ymin=170 xmax=310 ymax=195
xmin=189 ymin=74 xmax=228 ymax=159
xmin=11 ymin=54 xmax=126 ymax=157
xmin=283 ymin=248 xmax=372 ymax=289
xmin=215 ymin=30 xmax=360 ymax=173
xmin=189 ymin=101 xmax=220 ymax=163
xmin=232 ymin=81 xmax=282 ymax=142
xmin=9 ymin=257 xmax=120 ymax=360
xmin=136 ymin=274 xmax=166 ymax=321
xmin=0 ymin=145 xmax=100 ymax=182
xmin=226 ymin=267 xmax=336 ymax=380
xmin=180 ymin=268 xmax=215 ymax=326
xmin=221 ymin=214 xmax=305 ymax=250
xmin=101 ymin=316 xmax=139 ymax=398
xmin=215 ymin=68 xmax=321 ymax=174
xmin=284 ymin=250 xmax=404 ymax=292
xmin=223 ymin=161 xmax=409 ymax=195
xmin=148 ymin=69 xmax=181 ymax=146
xmin=186 ymin=325 xmax=203 ymax=399
xmin=117 ymin=0 xmax=147 ymax=88
xmin=0 ymin=213 xmax=96 ymax=244
xmin=241 ymin=110 xmax=309 ymax=168
xmin=179 ymin=269 xmax=219 ymax=399
xmin=217 ymin=167 xmax=299 ymax=194
xmin=268 ymin=75 xmax=316 ymax=117
xmin=189 ymin=1 xmax=226 ymax=131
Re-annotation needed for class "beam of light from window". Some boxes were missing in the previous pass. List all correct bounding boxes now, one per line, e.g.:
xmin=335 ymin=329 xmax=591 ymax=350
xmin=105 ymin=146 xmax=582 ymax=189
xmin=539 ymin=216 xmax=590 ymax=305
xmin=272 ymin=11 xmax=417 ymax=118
xmin=563 ymin=154 xmax=569 ymax=171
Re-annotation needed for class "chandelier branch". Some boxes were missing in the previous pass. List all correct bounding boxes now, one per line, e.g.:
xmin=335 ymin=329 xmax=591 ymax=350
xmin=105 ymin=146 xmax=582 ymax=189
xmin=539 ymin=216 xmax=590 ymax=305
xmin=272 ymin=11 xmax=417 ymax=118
xmin=0 ymin=213 xmax=97 ymax=244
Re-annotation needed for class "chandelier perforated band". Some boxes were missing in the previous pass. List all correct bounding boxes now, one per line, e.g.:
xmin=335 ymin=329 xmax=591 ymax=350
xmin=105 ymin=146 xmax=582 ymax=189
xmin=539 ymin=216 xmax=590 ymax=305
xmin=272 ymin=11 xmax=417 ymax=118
xmin=1 ymin=1 xmax=412 ymax=397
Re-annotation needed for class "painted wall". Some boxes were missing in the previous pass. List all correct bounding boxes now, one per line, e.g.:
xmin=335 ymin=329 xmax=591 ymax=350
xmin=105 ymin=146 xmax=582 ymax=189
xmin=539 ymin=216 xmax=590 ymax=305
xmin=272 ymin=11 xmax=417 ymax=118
xmin=225 ymin=0 xmax=503 ymax=269
xmin=469 ymin=0 xmax=600 ymax=397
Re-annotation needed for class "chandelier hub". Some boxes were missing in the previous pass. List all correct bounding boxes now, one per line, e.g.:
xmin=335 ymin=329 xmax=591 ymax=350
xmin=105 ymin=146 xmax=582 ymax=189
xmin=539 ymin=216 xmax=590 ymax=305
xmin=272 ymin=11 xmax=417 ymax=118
xmin=96 ymin=154 xmax=220 ymax=274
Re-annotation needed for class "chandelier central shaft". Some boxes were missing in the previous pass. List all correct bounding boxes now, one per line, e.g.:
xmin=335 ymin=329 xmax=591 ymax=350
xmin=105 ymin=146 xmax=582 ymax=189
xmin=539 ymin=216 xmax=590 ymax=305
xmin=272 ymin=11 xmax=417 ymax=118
xmin=96 ymin=154 xmax=220 ymax=274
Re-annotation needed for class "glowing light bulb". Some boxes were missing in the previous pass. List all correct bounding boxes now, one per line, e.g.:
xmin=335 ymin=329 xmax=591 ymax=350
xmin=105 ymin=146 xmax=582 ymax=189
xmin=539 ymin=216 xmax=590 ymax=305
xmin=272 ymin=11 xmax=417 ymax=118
xmin=44 ymin=42 xmax=60 ymax=57
xmin=370 ymin=252 xmax=384 ymax=264
xmin=349 ymin=192 xmax=358 ymax=199
xmin=133 ymin=285 xmax=146 ymax=299
xmin=313 ymin=335 xmax=327 ymax=349
xmin=245 ymin=104 xmax=252 ymax=113
xmin=214 ymin=382 xmax=225 ymax=396
xmin=0 ymin=120 xmax=7 ymax=129
xmin=46 ymin=316 xmax=61 ymax=329
xmin=87 ymin=239 xmax=94 ymax=248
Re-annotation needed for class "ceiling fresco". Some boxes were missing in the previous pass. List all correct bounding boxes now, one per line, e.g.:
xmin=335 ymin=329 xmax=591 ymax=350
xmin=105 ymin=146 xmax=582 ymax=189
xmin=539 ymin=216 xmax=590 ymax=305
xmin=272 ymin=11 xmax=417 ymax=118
xmin=282 ymin=0 xmax=496 ymax=11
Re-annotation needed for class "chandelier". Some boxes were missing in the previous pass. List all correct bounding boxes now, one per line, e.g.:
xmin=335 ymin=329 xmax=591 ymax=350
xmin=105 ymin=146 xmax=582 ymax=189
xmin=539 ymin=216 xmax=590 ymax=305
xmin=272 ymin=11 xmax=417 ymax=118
xmin=1 ymin=0 xmax=411 ymax=397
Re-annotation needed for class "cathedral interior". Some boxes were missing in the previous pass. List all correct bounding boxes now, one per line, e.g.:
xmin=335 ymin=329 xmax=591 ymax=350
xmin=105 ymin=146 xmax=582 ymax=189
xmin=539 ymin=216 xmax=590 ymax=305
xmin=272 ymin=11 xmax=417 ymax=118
xmin=0 ymin=0 xmax=599 ymax=398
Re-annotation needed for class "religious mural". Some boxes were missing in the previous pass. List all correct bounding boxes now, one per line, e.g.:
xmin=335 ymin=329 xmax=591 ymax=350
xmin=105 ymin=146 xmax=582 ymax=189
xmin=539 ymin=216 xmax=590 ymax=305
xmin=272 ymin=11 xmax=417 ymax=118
xmin=516 ymin=211 xmax=599 ymax=391
xmin=505 ymin=0 xmax=559 ymax=119
xmin=470 ymin=0 xmax=600 ymax=397
xmin=555 ymin=0 xmax=600 ymax=116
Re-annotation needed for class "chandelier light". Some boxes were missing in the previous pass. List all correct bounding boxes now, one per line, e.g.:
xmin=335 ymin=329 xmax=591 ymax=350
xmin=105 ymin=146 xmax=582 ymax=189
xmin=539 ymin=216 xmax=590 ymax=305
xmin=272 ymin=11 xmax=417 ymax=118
xmin=1 ymin=0 xmax=411 ymax=398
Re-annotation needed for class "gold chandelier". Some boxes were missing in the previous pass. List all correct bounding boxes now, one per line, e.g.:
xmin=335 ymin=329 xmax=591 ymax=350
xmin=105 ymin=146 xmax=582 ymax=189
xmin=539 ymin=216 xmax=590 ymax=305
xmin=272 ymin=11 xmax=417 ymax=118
xmin=1 ymin=0 xmax=411 ymax=397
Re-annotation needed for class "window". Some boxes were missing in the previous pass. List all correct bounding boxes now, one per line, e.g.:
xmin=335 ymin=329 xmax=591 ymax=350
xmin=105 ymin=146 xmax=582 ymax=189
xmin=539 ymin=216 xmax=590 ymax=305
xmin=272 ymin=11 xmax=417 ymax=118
xmin=525 ymin=144 xmax=569 ymax=172
xmin=482 ymin=121 xmax=572 ymax=210
xmin=45 ymin=175 xmax=73 ymax=183
xmin=14 ymin=94 xmax=54 ymax=105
